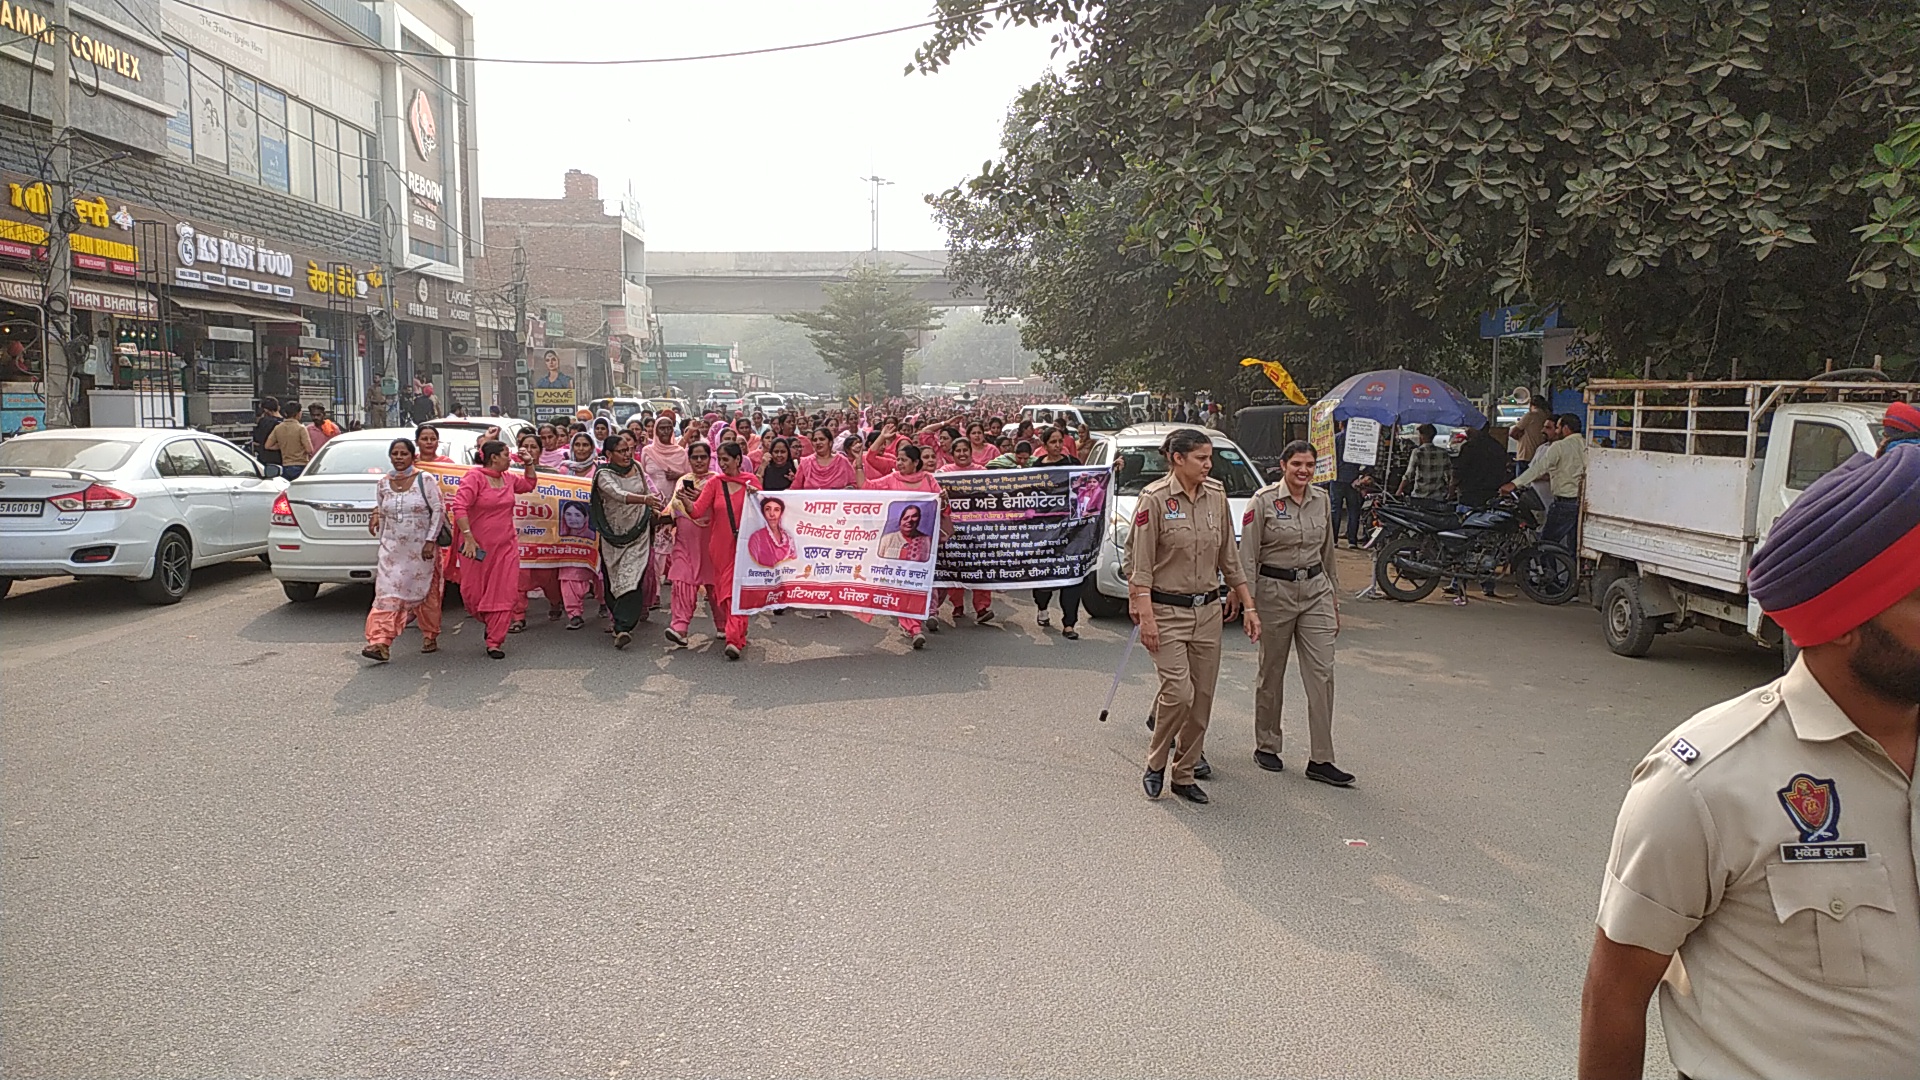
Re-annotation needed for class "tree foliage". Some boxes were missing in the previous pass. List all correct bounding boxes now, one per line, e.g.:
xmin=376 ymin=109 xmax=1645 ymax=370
xmin=913 ymin=308 xmax=1042 ymax=384
xmin=920 ymin=0 xmax=1920 ymax=383
xmin=779 ymin=263 xmax=943 ymax=398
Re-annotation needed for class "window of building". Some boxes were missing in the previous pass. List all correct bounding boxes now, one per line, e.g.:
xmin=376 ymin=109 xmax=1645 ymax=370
xmin=162 ymin=39 xmax=372 ymax=221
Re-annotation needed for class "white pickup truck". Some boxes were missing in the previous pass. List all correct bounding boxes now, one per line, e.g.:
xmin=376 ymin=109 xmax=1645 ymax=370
xmin=1581 ymin=375 xmax=1915 ymax=662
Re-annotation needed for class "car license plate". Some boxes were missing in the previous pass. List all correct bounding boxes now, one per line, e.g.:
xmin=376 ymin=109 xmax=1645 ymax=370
xmin=325 ymin=511 xmax=371 ymax=527
xmin=0 ymin=499 xmax=43 ymax=516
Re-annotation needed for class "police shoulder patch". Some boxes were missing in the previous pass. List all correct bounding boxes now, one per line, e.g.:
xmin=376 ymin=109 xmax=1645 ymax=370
xmin=1669 ymin=738 xmax=1700 ymax=765
xmin=1134 ymin=507 xmax=1150 ymax=527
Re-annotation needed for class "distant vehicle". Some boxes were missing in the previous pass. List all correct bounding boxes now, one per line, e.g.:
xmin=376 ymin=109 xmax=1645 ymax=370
xmin=749 ymin=392 xmax=788 ymax=414
xmin=1397 ymin=422 xmax=1470 ymax=456
xmin=1234 ymin=404 xmax=1313 ymax=475
xmin=0 ymin=427 xmax=286 ymax=603
xmin=1004 ymin=403 xmax=1130 ymax=438
xmin=1581 ymin=376 xmax=1913 ymax=661
xmin=585 ymin=397 xmax=648 ymax=425
xmin=649 ymin=397 xmax=692 ymax=420
xmin=703 ymin=388 xmax=743 ymax=414
xmin=421 ymin=418 xmax=534 ymax=460
xmin=1080 ymin=423 xmax=1264 ymax=617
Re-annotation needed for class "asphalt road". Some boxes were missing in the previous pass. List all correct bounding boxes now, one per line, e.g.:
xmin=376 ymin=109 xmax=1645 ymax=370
xmin=1 ymin=552 xmax=1781 ymax=1078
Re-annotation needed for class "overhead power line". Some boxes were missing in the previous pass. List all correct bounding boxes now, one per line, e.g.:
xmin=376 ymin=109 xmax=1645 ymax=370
xmin=166 ymin=0 xmax=1014 ymax=66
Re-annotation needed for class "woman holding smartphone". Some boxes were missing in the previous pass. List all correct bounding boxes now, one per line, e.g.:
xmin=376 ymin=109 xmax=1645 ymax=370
xmin=451 ymin=439 xmax=538 ymax=659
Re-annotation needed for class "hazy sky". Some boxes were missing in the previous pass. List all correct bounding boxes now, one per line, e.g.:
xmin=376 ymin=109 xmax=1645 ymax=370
xmin=464 ymin=1 xmax=1059 ymax=253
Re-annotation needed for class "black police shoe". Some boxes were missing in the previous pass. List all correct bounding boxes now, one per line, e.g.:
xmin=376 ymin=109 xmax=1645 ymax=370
xmin=1254 ymin=750 xmax=1285 ymax=772
xmin=1170 ymin=782 xmax=1210 ymax=804
xmin=1305 ymin=761 xmax=1355 ymax=787
xmin=1192 ymin=755 xmax=1212 ymax=780
xmin=1142 ymin=767 xmax=1165 ymax=799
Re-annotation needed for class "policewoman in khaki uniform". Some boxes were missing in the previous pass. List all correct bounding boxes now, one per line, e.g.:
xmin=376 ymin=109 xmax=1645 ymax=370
xmin=1125 ymin=428 xmax=1258 ymax=805
xmin=1578 ymin=443 xmax=1920 ymax=1080
xmin=1240 ymin=439 xmax=1353 ymax=787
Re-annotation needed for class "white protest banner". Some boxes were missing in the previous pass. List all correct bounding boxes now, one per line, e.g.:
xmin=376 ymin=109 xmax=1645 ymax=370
xmin=731 ymin=490 xmax=940 ymax=619
xmin=1342 ymin=416 xmax=1381 ymax=467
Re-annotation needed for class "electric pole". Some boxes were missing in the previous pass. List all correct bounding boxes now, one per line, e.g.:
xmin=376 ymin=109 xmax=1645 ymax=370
xmin=510 ymin=238 xmax=530 ymax=417
xmin=859 ymin=174 xmax=893 ymax=252
xmin=44 ymin=0 xmax=74 ymax=427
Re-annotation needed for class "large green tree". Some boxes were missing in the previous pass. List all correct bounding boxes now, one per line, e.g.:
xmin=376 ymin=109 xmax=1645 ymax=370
xmin=919 ymin=0 xmax=1920 ymax=382
xmin=779 ymin=263 xmax=943 ymax=397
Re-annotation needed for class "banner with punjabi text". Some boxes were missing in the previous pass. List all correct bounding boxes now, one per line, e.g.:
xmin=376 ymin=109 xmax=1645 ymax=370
xmin=419 ymin=461 xmax=598 ymax=571
xmin=933 ymin=465 xmax=1111 ymax=589
xmin=731 ymin=490 xmax=940 ymax=619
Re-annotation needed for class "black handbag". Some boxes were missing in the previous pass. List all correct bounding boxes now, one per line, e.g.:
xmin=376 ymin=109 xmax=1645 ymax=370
xmin=419 ymin=478 xmax=453 ymax=547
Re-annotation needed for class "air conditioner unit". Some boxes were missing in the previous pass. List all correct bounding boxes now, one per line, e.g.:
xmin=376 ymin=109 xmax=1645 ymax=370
xmin=448 ymin=334 xmax=471 ymax=355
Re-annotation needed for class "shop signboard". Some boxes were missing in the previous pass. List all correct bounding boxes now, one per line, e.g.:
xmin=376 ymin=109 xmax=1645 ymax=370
xmin=0 ymin=174 xmax=141 ymax=277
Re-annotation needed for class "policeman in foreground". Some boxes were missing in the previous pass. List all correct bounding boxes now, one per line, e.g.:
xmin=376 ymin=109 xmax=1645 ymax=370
xmin=1241 ymin=439 xmax=1352 ymax=786
xmin=1126 ymin=428 xmax=1258 ymax=804
xmin=1577 ymin=443 xmax=1919 ymax=1080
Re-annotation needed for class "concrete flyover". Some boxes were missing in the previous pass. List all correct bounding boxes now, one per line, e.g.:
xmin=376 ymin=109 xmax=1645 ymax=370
xmin=645 ymin=250 xmax=971 ymax=315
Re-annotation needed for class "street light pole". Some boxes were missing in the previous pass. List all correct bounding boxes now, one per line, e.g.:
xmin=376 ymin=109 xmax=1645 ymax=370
xmin=859 ymin=174 xmax=893 ymax=252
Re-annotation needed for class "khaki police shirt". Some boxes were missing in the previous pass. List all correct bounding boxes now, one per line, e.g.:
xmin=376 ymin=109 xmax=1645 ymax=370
xmin=1239 ymin=482 xmax=1339 ymax=595
xmin=1596 ymin=659 xmax=1920 ymax=1079
xmin=1124 ymin=474 xmax=1246 ymax=595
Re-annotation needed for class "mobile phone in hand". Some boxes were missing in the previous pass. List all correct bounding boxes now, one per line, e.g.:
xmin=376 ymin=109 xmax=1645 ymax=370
xmin=471 ymin=547 xmax=486 ymax=561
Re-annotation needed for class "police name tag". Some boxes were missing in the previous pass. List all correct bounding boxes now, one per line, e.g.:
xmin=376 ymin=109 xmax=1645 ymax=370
xmin=1778 ymin=842 xmax=1867 ymax=862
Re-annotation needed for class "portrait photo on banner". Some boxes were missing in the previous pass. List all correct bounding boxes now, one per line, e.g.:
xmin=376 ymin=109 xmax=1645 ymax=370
xmin=875 ymin=500 xmax=938 ymax=563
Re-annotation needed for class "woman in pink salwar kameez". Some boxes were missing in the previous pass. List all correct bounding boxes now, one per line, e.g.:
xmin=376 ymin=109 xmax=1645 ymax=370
xmin=689 ymin=440 xmax=760 ymax=660
xmin=451 ymin=439 xmax=538 ymax=658
xmin=863 ymin=443 xmax=951 ymax=649
xmin=663 ymin=440 xmax=717 ymax=648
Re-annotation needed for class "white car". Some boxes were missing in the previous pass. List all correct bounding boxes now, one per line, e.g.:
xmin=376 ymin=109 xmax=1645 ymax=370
xmin=269 ymin=429 xmax=426 ymax=601
xmin=1002 ymin=402 xmax=1131 ymax=439
xmin=0 ymin=427 xmax=285 ymax=603
xmin=1080 ymin=423 xmax=1265 ymax=617
xmin=703 ymin=389 xmax=742 ymax=414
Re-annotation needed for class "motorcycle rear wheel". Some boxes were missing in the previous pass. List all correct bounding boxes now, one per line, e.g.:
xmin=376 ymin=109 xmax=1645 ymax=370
xmin=1517 ymin=546 xmax=1579 ymax=605
xmin=1374 ymin=535 xmax=1441 ymax=602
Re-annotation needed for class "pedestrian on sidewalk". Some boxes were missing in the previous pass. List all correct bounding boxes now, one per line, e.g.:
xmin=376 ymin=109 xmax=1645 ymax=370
xmin=450 ymin=439 xmax=537 ymax=659
xmin=1578 ymin=443 xmax=1920 ymax=1080
xmin=265 ymin=401 xmax=314 ymax=481
xmin=1241 ymin=440 xmax=1351 ymax=786
xmin=1127 ymin=428 xmax=1258 ymax=805
xmin=361 ymin=437 xmax=445 ymax=661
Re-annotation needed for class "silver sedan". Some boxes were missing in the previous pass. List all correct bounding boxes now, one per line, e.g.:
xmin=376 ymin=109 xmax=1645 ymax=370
xmin=0 ymin=427 xmax=285 ymax=603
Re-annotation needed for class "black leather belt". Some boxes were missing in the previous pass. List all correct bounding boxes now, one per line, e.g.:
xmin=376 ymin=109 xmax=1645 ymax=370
xmin=1259 ymin=563 xmax=1324 ymax=582
xmin=1149 ymin=587 xmax=1225 ymax=607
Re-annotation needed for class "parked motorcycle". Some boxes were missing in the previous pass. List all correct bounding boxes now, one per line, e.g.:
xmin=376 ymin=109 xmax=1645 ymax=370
xmin=1371 ymin=489 xmax=1579 ymax=605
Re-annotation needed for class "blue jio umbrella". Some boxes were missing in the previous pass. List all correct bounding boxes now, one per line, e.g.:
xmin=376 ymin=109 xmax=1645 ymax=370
xmin=1320 ymin=368 xmax=1487 ymax=427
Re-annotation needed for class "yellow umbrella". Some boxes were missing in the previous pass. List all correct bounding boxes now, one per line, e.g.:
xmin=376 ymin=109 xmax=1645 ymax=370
xmin=1240 ymin=357 xmax=1308 ymax=405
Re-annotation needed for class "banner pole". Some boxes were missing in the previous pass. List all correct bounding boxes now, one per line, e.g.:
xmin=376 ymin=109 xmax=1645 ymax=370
xmin=1097 ymin=623 xmax=1142 ymax=722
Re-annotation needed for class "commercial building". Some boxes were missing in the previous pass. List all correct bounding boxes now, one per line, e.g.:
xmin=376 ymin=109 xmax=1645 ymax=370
xmin=0 ymin=0 xmax=493 ymax=437
xmin=662 ymin=342 xmax=741 ymax=399
xmin=473 ymin=168 xmax=662 ymax=420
